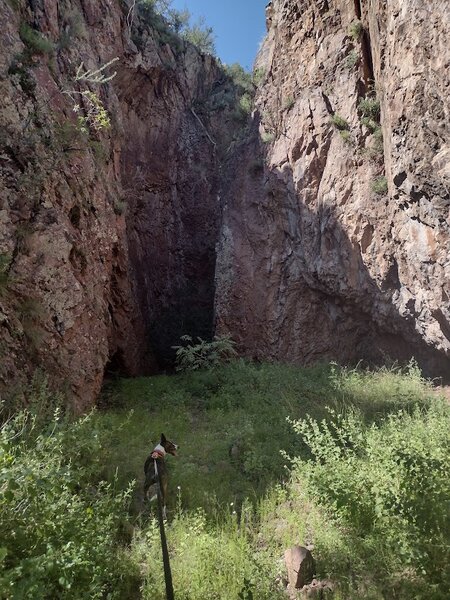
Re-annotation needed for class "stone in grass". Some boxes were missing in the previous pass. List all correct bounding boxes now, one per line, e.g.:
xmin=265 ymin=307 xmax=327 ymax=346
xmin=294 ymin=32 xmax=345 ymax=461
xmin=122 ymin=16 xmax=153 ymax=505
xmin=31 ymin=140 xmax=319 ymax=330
xmin=284 ymin=545 xmax=316 ymax=590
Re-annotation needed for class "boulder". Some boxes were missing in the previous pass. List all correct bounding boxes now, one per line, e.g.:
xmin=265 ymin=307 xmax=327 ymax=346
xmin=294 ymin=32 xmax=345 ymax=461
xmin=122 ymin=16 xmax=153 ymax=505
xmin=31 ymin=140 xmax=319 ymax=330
xmin=284 ymin=545 xmax=315 ymax=590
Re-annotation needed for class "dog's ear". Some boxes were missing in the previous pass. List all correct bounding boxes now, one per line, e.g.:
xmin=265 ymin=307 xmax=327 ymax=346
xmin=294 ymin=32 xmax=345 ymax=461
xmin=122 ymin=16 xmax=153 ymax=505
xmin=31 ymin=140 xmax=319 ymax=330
xmin=160 ymin=433 xmax=166 ymax=444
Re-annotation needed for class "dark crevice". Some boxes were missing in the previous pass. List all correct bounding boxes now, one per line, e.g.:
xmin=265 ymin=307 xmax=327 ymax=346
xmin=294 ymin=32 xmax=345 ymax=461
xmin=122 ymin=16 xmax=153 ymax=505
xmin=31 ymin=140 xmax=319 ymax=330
xmin=360 ymin=29 xmax=375 ymax=88
xmin=103 ymin=348 xmax=127 ymax=379
xmin=381 ymin=259 xmax=400 ymax=292
xmin=353 ymin=0 xmax=362 ymax=19
xmin=353 ymin=1 xmax=375 ymax=89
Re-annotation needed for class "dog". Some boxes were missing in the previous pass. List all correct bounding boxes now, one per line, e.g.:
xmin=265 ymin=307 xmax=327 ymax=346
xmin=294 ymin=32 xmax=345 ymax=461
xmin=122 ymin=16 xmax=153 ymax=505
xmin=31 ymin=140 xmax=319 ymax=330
xmin=144 ymin=433 xmax=178 ymax=519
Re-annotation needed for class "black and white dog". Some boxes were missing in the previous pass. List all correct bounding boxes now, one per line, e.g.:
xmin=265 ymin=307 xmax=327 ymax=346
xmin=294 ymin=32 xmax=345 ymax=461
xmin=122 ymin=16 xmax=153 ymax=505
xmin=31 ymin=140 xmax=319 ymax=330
xmin=144 ymin=434 xmax=178 ymax=518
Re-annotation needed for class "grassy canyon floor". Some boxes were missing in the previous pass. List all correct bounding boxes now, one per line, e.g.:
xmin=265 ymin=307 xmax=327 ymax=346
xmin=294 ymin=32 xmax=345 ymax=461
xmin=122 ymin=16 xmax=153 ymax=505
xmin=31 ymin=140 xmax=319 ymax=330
xmin=1 ymin=362 xmax=449 ymax=599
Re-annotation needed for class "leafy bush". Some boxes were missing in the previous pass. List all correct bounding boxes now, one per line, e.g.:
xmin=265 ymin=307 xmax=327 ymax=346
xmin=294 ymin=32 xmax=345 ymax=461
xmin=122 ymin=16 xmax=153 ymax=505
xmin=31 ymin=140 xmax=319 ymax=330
xmin=0 ymin=409 xmax=138 ymax=599
xmin=358 ymin=96 xmax=381 ymax=120
xmin=223 ymin=64 xmax=255 ymax=124
xmin=182 ymin=17 xmax=215 ymax=54
xmin=224 ymin=63 xmax=254 ymax=94
xmin=331 ymin=113 xmax=350 ymax=130
xmin=239 ymin=93 xmax=253 ymax=114
xmin=339 ymin=129 xmax=352 ymax=144
xmin=252 ymin=67 xmax=266 ymax=87
xmin=289 ymin=400 xmax=450 ymax=598
xmin=349 ymin=20 xmax=363 ymax=40
xmin=371 ymin=175 xmax=388 ymax=194
xmin=19 ymin=24 xmax=54 ymax=55
xmin=173 ymin=335 xmax=236 ymax=372
xmin=345 ymin=50 xmax=359 ymax=68
xmin=361 ymin=115 xmax=378 ymax=132
xmin=261 ymin=131 xmax=275 ymax=143
xmin=137 ymin=1 xmax=215 ymax=54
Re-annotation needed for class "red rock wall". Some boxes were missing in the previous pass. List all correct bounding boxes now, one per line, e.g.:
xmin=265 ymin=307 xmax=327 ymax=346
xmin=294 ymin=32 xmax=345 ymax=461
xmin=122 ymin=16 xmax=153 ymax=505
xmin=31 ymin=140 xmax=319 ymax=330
xmin=0 ymin=0 xmax=236 ymax=409
xmin=215 ymin=0 xmax=450 ymax=379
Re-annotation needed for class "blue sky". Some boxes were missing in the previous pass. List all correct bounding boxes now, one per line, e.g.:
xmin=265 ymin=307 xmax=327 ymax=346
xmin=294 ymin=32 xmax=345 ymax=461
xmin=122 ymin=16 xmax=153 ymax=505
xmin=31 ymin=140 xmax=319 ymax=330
xmin=170 ymin=0 xmax=267 ymax=69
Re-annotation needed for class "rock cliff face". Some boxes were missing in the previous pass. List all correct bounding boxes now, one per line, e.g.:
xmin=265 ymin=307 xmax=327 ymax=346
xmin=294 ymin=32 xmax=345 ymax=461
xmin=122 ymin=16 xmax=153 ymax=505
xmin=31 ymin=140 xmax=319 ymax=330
xmin=215 ymin=0 xmax=450 ymax=378
xmin=1 ymin=0 xmax=449 ymax=410
xmin=0 ymin=0 xmax=237 ymax=409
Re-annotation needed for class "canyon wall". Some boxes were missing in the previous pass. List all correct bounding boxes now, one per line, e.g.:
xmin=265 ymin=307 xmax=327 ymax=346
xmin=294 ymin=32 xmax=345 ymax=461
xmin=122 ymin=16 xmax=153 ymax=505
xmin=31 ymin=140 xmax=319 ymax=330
xmin=215 ymin=0 xmax=450 ymax=378
xmin=0 ymin=0 xmax=237 ymax=409
xmin=1 ymin=0 xmax=449 ymax=411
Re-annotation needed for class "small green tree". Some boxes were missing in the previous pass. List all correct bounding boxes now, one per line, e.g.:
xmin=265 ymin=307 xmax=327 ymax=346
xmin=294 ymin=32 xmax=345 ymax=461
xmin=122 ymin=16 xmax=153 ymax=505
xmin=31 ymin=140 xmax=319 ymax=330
xmin=182 ymin=17 xmax=215 ymax=54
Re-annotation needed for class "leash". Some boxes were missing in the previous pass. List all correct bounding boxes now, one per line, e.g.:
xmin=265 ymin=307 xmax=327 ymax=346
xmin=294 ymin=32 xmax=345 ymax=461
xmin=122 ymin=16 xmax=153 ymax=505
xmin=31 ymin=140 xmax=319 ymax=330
xmin=153 ymin=457 xmax=175 ymax=600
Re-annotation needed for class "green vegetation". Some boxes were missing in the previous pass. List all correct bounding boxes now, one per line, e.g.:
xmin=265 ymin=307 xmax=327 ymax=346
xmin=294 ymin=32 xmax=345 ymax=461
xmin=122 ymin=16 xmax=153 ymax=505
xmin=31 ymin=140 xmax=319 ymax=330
xmin=283 ymin=96 xmax=295 ymax=110
xmin=0 ymin=408 xmax=138 ymax=599
xmin=10 ymin=22 xmax=54 ymax=94
xmin=136 ymin=0 xmax=215 ymax=55
xmin=358 ymin=96 xmax=381 ymax=121
xmin=339 ymin=129 xmax=352 ymax=144
xmin=181 ymin=16 xmax=215 ymax=54
xmin=252 ymin=67 xmax=266 ymax=87
xmin=224 ymin=63 xmax=254 ymax=94
xmin=221 ymin=63 xmax=255 ymax=123
xmin=349 ymin=20 xmax=364 ymax=40
xmin=63 ymin=59 xmax=119 ymax=134
xmin=19 ymin=23 xmax=54 ymax=55
xmin=358 ymin=95 xmax=384 ymax=161
xmin=331 ymin=113 xmax=350 ymax=131
xmin=261 ymin=131 xmax=275 ymax=143
xmin=0 ymin=254 xmax=12 ymax=293
xmin=362 ymin=126 xmax=384 ymax=160
xmin=173 ymin=335 xmax=237 ymax=372
xmin=113 ymin=197 xmax=127 ymax=216
xmin=1 ymin=362 xmax=448 ymax=599
xmin=371 ymin=175 xmax=388 ymax=195
xmin=345 ymin=49 xmax=359 ymax=69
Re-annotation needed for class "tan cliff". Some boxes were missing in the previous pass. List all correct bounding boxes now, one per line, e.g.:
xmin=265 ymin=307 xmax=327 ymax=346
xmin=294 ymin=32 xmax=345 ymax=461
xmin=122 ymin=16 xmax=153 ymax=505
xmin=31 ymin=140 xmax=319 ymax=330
xmin=215 ymin=0 xmax=450 ymax=378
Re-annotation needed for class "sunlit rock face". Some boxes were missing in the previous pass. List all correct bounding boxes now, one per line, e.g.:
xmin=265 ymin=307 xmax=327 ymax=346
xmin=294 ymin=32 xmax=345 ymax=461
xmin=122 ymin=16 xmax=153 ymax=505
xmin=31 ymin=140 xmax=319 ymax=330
xmin=215 ymin=0 xmax=450 ymax=378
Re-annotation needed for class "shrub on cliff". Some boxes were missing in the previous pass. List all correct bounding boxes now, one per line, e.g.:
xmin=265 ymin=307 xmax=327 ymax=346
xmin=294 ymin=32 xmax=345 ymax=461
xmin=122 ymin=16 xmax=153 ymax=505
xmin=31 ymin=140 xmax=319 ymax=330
xmin=330 ymin=113 xmax=350 ymax=130
xmin=136 ymin=0 xmax=215 ymax=55
xmin=371 ymin=175 xmax=388 ymax=194
xmin=181 ymin=17 xmax=215 ymax=55
xmin=19 ymin=23 xmax=54 ymax=55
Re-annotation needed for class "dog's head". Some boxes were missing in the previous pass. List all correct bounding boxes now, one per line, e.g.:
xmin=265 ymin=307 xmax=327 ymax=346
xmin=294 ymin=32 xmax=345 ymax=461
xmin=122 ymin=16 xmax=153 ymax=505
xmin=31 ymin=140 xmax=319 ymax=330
xmin=160 ymin=433 xmax=179 ymax=456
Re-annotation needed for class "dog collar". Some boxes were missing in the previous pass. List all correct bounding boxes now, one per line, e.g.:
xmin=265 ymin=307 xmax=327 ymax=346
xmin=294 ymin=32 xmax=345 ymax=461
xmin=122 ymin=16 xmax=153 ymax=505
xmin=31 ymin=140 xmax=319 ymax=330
xmin=151 ymin=444 xmax=166 ymax=459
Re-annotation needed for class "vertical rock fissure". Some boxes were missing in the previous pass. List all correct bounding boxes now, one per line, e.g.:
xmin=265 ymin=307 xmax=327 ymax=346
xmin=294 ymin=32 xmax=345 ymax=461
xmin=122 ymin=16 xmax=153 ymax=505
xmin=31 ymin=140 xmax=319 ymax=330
xmin=357 ymin=3 xmax=376 ymax=89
